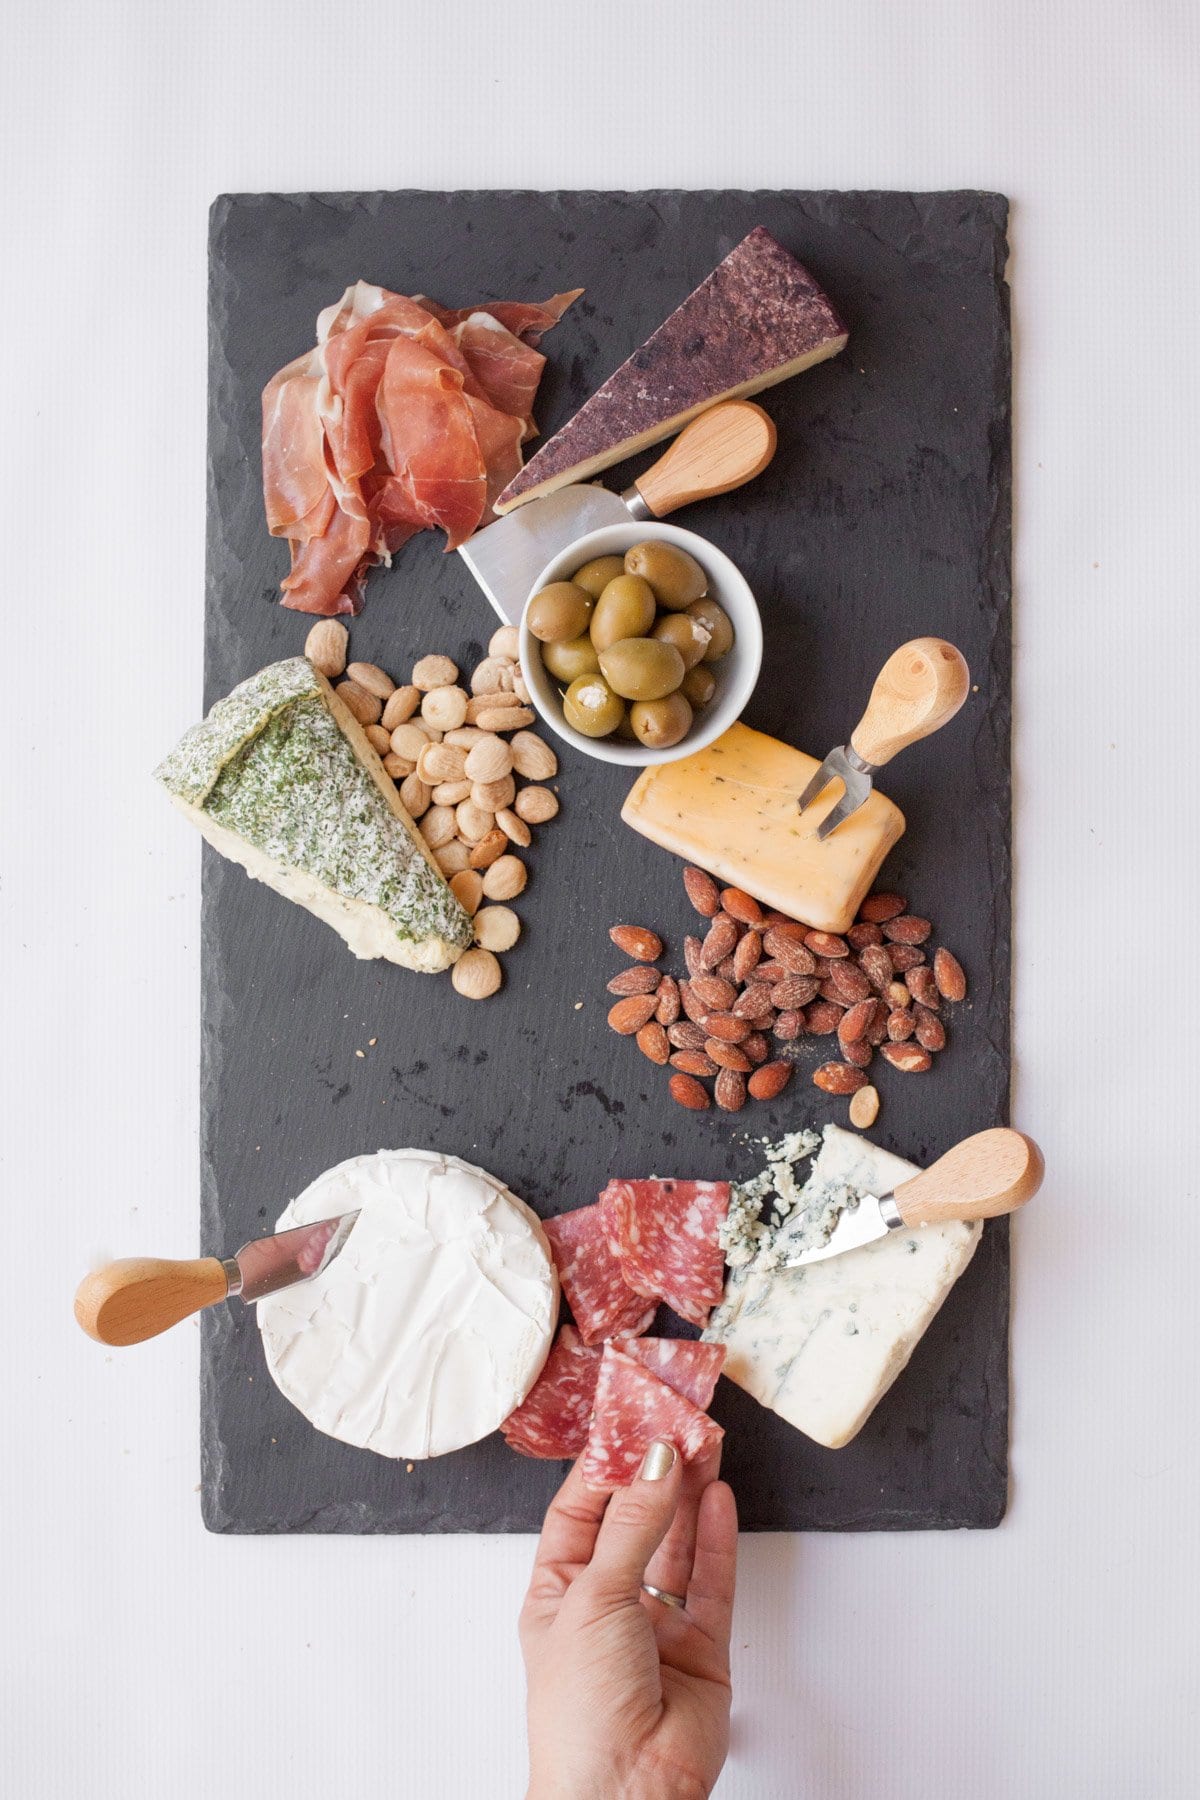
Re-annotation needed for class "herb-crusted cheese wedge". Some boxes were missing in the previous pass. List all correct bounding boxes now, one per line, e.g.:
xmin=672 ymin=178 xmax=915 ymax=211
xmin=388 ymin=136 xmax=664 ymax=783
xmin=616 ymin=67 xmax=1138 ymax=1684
xmin=155 ymin=658 xmax=472 ymax=971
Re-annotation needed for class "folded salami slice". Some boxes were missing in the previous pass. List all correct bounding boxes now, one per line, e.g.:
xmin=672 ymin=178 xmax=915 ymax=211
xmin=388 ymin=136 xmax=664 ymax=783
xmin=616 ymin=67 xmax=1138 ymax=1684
xmin=620 ymin=1337 xmax=725 ymax=1413
xmin=543 ymin=1204 xmax=657 ymax=1345
xmin=581 ymin=1343 xmax=724 ymax=1492
xmin=501 ymin=1325 xmax=602 ymax=1460
xmin=602 ymin=1180 xmax=731 ymax=1326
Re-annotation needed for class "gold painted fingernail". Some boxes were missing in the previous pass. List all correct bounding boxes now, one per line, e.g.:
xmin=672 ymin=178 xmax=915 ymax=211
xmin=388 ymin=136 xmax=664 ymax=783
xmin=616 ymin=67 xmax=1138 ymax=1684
xmin=640 ymin=1439 xmax=677 ymax=1482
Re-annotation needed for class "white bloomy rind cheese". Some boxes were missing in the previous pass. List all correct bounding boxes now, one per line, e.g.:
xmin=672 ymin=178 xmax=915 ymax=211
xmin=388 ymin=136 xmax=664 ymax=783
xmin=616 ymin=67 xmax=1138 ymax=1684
xmin=258 ymin=1150 xmax=558 ymax=1459
xmin=704 ymin=1126 xmax=981 ymax=1449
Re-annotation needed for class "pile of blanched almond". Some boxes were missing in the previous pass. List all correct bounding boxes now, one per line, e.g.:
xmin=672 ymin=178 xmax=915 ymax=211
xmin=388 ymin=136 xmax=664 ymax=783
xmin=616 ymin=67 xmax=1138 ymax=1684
xmin=305 ymin=619 xmax=560 ymax=1000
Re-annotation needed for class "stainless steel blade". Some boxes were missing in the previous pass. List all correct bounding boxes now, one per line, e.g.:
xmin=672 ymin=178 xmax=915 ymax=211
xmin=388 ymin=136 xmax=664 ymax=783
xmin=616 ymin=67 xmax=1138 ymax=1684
xmin=795 ymin=744 xmax=876 ymax=839
xmin=230 ymin=1210 xmax=361 ymax=1304
xmin=457 ymin=484 xmax=640 ymax=623
xmin=780 ymin=1190 xmax=904 ymax=1268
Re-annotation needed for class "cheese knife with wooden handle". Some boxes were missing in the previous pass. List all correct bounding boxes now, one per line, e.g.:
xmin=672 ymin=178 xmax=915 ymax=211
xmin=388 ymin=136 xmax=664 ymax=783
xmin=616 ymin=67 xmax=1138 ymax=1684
xmin=780 ymin=1129 xmax=1043 ymax=1268
xmin=74 ymin=1210 xmax=360 ymax=1346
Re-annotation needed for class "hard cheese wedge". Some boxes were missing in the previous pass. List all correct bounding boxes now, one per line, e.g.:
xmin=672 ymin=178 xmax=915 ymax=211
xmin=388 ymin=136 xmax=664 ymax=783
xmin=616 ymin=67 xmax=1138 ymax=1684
xmin=495 ymin=227 xmax=846 ymax=512
xmin=621 ymin=722 xmax=904 ymax=935
xmin=704 ymin=1126 xmax=981 ymax=1449
xmin=155 ymin=658 xmax=472 ymax=971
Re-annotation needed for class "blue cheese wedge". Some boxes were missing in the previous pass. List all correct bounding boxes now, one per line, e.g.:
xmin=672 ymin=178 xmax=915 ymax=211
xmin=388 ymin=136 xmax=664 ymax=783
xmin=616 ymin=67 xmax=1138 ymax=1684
xmin=704 ymin=1125 xmax=981 ymax=1449
xmin=155 ymin=658 xmax=472 ymax=971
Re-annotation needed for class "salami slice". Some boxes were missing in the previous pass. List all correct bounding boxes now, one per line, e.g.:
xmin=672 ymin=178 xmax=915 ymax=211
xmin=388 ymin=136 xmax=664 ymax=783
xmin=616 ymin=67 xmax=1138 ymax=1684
xmin=501 ymin=1325 xmax=602 ymax=1460
xmin=581 ymin=1343 xmax=724 ymax=1492
xmin=620 ymin=1337 xmax=725 ymax=1412
xmin=543 ymin=1203 xmax=657 ymax=1345
xmin=602 ymin=1180 xmax=731 ymax=1326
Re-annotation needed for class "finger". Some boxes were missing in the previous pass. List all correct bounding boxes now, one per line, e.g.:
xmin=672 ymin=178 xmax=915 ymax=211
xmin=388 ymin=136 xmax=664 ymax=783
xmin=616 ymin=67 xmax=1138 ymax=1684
xmin=642 ymin=1440 xmax=722 ymax=1603
xmin=524 ymin=1458 xmax=610 ymax=1608
xmin=684 ymin=1479 xmax=738 ymax=1661
xmin=582 ymin=1439 xmax=683 ymax=1605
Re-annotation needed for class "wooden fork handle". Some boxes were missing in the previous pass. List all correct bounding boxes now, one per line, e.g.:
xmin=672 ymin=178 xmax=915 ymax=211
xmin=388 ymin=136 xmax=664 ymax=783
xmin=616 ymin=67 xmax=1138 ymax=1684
xmin=74 ymin=1257 xmax=232 ymax=1346
xmin=892 ymin=1129 xmax=1044 ymax=1228
xmin=849 ymin=638 xmax=970 ymax=767
xmin=632 ymin=400 xmax=778 ymax=518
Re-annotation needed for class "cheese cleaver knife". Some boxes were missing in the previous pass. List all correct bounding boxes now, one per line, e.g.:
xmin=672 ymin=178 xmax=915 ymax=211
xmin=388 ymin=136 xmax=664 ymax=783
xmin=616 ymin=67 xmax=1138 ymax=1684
xmin=73 ymin=1210 xmax=360 ymax=1346
xmin=459 ymin=399 xmax=777 ymax=624
xmin=796 ymin=638 xmax=971 ymax=839
xmin=781 ymin=1129 xmax=1043 ymax=1268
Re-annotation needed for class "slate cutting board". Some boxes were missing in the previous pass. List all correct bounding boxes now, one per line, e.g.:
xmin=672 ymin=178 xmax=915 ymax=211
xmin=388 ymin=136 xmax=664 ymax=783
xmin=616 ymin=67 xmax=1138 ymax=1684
xmin=202 ymin=189 xmax=1011 ymax=1533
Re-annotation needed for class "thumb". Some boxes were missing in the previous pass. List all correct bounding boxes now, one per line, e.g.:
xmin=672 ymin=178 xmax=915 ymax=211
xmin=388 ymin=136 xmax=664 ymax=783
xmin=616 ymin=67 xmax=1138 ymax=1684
xmin=583 ymin=1440 xmax=683 ymax=1605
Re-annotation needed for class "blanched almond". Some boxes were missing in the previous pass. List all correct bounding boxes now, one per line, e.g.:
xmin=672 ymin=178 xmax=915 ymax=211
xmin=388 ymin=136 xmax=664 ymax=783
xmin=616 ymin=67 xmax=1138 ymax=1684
xmin=432 ymin=780 xmax=472 ymax=807
xmin=364 ymin=724 xmax=392 ymax=755
xmin=417 ymin=741 xmax=468 ymax=784
xmin=469 ymin=656 xmax=514 ymax=695
xmin=412 ymin=654 xmax=459 ymax=691
xmin=382 ymin=685 xmax=421 ymax=730
xmin=475 ymin=705 xmax=534 ymax=732
xmin=509 ymin=730 xmax=557 ymax=781
xmin=346 ymin=661 xmax=395 ymax=700
xmin=464 ymin=735 xmax=513 ymax=783
xmin=488 ymin=625 xmax=521 ymax=661
xmin=383 ymin=752 xmax=415 ymax=779
xmin=468 ymin=828 xmax=508 ymax=869
xmin=450 ymin=869 xmax=484 ymax=915
xmin=444 ymin=726 xmax=488 ymax=749
xmin=335 ymin=679 xmax=382 ymax=726
xmin=434 ymin=840 xmax=470 ymax=875
xmin=848 ymin=1084 xmax=880 ymax=1129
xmin=304 ymin=618 xmax=348 ymax=678
xmin=390 ymin=721 xmax=433 ymax=761
xmin=514 ymin=785 xmax=558 ymax=824
xmin=472 ymin=775 xmax=516 ymax=812
xmin=398 ymin=773 xmax=431 ymax=819
xmin=496 ymin=807 xmax=531 ymax=847
xmin=418 ymin=805 xmax=457 ymax=849
xmin=421 ymin=685 xmax=469 ymax=732
xmin=452 ymin=946 xmax=502 ymax=999
xmin=473 ymin=905 xmax=521 ymax=952
xmin=482 ymin=854 xmax=526 ymax=901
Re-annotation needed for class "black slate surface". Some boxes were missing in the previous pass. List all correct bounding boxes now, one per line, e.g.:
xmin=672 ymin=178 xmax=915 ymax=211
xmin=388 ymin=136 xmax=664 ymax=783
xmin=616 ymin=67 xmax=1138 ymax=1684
xmin=202 ymin=189 xmax=1011 ymax=1534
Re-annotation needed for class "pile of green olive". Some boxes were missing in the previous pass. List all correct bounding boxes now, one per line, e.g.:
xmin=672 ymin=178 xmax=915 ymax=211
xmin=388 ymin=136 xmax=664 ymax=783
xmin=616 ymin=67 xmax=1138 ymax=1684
xmin=526 ymin=540 xmax=735 ymax=749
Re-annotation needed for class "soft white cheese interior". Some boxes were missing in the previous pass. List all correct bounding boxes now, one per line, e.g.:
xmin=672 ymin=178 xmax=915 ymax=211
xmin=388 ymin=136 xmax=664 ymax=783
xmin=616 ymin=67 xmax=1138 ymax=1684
xmin=258 ymin=1149 xmax=558 ymax=1459
xmin=705 ymin=1125 xmax=981 ymax=1450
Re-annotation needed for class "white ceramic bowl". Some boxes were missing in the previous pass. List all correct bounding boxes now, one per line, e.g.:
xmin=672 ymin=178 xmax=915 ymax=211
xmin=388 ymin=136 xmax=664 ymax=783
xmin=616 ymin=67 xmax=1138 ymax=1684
xmin=519 ymin=522 xmax=762 ymax=767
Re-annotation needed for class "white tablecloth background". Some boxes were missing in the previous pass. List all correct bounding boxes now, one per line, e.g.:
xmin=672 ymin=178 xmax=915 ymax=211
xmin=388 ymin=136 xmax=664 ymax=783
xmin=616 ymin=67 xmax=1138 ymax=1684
xmin=5 ymin=3 xmax=1197 ymax=1794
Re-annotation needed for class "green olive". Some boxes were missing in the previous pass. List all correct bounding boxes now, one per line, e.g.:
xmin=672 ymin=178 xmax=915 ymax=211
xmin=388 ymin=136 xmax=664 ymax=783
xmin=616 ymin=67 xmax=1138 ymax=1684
xmin=630 ymin=693 xmax=694 ymax=749
xmin=563 ymin=673 xmax=625 ymax=738
xmin=527 ymin=581 xmax=594 ymax=643
xmin=598 ymin=637 xmax=686 ymax=702
xmin=571 ymin=554 xmax=626 ymax=600
xmin=651 ymin=611 xmax=711 ymax=672
xmin=681 ymin=663 xmax=717 ymax=708
xmin=686 ymin=596 xmax=735 ymax=662
xmin=541 ymin=634 xmax=601 ymax=683
xmin=624 ymin=540 xmax=708 ymax=610
xmin=589 ymin=575 xmax=657 ymax=652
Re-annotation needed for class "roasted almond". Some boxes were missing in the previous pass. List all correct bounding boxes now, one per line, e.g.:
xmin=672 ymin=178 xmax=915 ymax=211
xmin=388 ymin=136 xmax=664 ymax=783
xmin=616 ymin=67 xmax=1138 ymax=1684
xmin=609 ymin=924 xmax=663 ymax=962
xmin=913 ymin=1004 xmax=946 ymax=1052
xmin=859 ymin=892 xmax=907 ymax=923
xmin=691 ymin=973 xmax=738 ymax=1012
xmin=866 ymin=1000 xmax=890 ymax=1046
xmin=667 ymin=1020 xmax=707 ymax=1050
xmin=669 ymin=1072 xmax=711 ymax=1110
xmin=608 ymin=994 xmax=659 ymax=1035
xmin=679 ymin=980 xmax=708 ymax=1025
xmin=683 ymin=935 xmax=704 ymax=977
xmin=848 ymin=1084 xmax=880 ymax=1129
xmin=804 ymin=930 xmax=849 ymax=959
xmin=880 ymin=1041 xmax=933 ymax=1073
xmin=887 ymin=1008 xmax=916 ymax=1042
xmin=883 ymin=914 xmax=933 ymax=946
xmin=714 ymin=953 xmax=741 ymax=983
xmin=889 ymin=944 xmax=926 ymax=973
xmin=714 ymin=1068 xmax=748 ymax=1112
xmin=636 ymin=1020 xmax=671 ymax=1065
xmin=682 ymin=865 xmax=721 ymax=918
xmin=733 ymin=982 xmax=775 ymax=1018
xmin=847 ymin=921 xmax=884 ymax=950
xmin=772 ymin=1009 xmax=805 ymax=1041
xmin=700 ymin=918 xmax=739 ymax=969
xmin=828 ymin=960 xmax=873 ymax=1005
xmin=671 ymin=1049 xmax=719 ymax=1077
xmin=813 ymin=1061 xmax=869 ymax=1095
xmin=606 ymin=966 xmax=661 ymax=997
xmin=705 ymin=1038 xmax=752 ymax=1073
xmin=742 ymin=1031 xmax=770 ymax=1066
xmin=771 ymin=975 xmax=819 ymax=1010
xmin=720 ymin=887 xmax=763 ymax=926
xmin=732 ymin=931 xmax=763 ymax=983
xmin=906 ymin=965 xmax=941 ymax=1010
xmin=761 ymin=934 xmax=817 ymax=976
xmin=842 ymin=1037 xmax=873 ymax=1068
xmin=747 ymin=1061 xmax=794 ymax=1101
xmin=887 ymin=980 xmax=912 ymax=1009
xmin=655 ymin=975 xmax=681 ymax=1026
xmin=753 ymin=959 xmax=790 ymax=983
xmin=703 ymin=1011 xmax=752 ymax=1044
xmin=804 ymin=1000 xmax=844 ymax=1035
xmin=933 ymin=948 xmax=968 ymax=1003
xmin=838 ymin=999 xmax=878 ymax=1048
xmin=859 ymin=944 xmax=895 ymax=994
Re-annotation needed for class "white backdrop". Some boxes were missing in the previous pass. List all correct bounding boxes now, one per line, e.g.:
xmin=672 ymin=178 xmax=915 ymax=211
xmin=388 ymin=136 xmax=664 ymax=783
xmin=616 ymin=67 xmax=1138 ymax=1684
xmin=4 ymin=3 xmax=1198 ymax=1795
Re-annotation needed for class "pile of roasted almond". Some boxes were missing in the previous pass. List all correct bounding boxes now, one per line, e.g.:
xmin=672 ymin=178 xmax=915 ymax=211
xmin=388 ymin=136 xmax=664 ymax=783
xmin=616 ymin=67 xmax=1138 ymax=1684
xmin=305 ymin=618 xmax=560 ymax=1000
xmin=605 ymin=865 xmax=967 ymax=1121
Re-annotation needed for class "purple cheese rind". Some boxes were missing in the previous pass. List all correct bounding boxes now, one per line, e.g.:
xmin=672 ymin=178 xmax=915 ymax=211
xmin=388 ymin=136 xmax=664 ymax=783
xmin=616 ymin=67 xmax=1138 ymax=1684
xmin=495 ymin=227 xmax=847 ymax=512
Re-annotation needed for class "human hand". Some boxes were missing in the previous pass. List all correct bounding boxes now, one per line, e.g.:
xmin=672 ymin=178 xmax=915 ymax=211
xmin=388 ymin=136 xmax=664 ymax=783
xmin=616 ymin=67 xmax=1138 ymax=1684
xmin=520 ymin=1440 xmax=737 ymax=1800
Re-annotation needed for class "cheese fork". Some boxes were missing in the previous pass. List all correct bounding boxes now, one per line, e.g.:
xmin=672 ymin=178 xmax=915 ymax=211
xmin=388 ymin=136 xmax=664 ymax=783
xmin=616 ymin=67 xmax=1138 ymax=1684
xmin=781 ymin=1128 xmax=1043 ymax=1269
xmin=796 ymin=638 xmax=971 ymax=838
xmin=73 ymin=1210 xmax=360 ymax=1346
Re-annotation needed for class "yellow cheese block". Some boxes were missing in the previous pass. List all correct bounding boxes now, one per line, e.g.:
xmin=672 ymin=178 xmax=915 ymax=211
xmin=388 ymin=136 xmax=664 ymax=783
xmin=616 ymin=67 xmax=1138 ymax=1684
xmin=621 ymin=723 xmax=905 ymax=935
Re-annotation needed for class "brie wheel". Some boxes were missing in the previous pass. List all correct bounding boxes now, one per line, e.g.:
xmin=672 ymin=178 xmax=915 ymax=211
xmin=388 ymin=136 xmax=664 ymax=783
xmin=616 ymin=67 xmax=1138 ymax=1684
xmin=258 ymin=1150 xmax=558 ymax=1459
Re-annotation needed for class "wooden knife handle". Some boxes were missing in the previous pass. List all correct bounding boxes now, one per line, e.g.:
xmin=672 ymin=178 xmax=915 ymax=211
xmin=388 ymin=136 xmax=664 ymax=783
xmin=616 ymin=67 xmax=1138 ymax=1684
xmin=892 ymin=1129 xmax=1044 ymax=1228
xmin=74 ymin=1257 xmax=232 ymax=1346
xmin=848 ymin=638 xmax=970 ymax=767
xmin=632 ymin=400 xmax=777 ymax=518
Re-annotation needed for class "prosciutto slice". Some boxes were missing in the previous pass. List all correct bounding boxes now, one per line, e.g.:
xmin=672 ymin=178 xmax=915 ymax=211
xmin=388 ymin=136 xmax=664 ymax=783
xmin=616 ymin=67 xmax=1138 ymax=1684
xmin=261 ymin=282 xmax=579 ymax=615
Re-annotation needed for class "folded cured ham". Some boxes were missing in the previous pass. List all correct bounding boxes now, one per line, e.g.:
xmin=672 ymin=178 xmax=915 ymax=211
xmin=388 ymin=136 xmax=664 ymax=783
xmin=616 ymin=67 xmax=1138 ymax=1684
xmin=261 ymin=281 xmax=580 ymax=616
